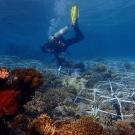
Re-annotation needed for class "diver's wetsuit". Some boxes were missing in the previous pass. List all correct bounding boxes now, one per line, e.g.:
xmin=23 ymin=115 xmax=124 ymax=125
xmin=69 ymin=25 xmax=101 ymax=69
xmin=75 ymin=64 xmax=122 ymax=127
xmin=42 ymin=24 xmax=84 ymax=66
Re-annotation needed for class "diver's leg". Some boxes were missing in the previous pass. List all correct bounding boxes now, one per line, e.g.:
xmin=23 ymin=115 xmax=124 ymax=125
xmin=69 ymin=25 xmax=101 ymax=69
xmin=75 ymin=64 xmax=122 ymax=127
xmin=65 ymin=22 xmax=84 ymax=46
xmin=73 ymin=22 xmax=84 ymax=40
xmin=54 ymin=53 xmax=62 ymax=67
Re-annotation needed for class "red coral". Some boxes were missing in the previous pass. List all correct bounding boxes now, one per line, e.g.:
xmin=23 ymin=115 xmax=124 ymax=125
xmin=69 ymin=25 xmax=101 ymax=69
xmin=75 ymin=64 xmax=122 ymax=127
xmin=0 ymin=90 xmax=20 ymax=117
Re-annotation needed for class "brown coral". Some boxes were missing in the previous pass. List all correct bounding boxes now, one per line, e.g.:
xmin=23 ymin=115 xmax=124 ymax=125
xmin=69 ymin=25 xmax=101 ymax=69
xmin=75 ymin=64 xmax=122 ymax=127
xmin=10 ymin=68 xmax=44 ymax=90
xmin=8 ymin=68 xmax=44 ymax=104
xmin=10 ymin=114 xmax=31 ymax=131
xmin=115 ymin=120 xmax=135 ymax=135
xmin=28 ymin=114 xmax=56 ymax=135
xmin=28 ymin=114 xmax=109 ymax=135
xmin=57 ymin=117 xmax=109 ymax=135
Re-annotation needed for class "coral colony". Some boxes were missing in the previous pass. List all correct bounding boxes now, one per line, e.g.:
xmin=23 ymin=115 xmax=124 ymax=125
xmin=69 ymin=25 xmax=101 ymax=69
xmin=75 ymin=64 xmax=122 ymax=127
xmin=0 ymin=56 xmax=135 ymax=135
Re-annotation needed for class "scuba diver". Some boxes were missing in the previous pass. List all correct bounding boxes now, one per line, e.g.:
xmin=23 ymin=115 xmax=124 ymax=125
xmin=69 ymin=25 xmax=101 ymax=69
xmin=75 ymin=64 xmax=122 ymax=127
xmin=41 ymin=4 xmax=84 ymax=67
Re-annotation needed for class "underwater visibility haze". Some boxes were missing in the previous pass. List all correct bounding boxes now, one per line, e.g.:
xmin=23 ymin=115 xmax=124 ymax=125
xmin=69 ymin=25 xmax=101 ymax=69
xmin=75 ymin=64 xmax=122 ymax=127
xmin=1 ymin=0 xmax=135 ymax=135
xmin=0 ymin=0 xmax=135 ymax=59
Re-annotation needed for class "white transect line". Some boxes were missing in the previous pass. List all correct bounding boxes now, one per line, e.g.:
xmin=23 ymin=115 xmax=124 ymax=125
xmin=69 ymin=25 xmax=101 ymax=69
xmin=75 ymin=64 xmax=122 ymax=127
xmin=74 ymin=78 xmax=135 ymax=120
xmin=74 ymin=89 xmax=84 ymax=103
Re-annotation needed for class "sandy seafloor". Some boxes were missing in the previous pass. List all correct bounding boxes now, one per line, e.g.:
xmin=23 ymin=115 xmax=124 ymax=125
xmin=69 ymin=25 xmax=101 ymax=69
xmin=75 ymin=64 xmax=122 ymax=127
xmin=1 ymin=55 xmax=135 ymax=135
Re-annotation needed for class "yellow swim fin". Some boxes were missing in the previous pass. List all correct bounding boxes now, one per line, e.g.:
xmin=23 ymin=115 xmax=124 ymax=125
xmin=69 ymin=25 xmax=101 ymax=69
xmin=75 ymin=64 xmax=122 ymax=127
xmin=71 ymin=4 xmax=79 ymax=25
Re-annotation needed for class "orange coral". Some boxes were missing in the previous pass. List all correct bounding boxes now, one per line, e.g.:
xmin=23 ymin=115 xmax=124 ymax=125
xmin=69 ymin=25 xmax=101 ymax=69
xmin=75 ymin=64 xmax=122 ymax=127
xmin=57 ymin=117 xmax=109 ymax=135
xmin=28 ymin=115 xmax=109 ymax=135
xmin=28 ymin=114 xmax=56 ymax=135
xmin=0 ymin=90 xmax=20 ymax=117
xmin=0 ymin=67 xmax=9 ymax=79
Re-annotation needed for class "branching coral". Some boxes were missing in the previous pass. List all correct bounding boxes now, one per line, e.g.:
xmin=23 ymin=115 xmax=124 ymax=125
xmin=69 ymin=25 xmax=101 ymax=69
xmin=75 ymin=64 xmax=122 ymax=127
xmin=38 ymin=88 xmax=72 ymax=113
xmin=42 ymin=72 xmax=62 ymax=90
xmin=83 ymin=64 xmax=113 ymax=88
xmin=0 ymin=90 xmax=20 ymax=117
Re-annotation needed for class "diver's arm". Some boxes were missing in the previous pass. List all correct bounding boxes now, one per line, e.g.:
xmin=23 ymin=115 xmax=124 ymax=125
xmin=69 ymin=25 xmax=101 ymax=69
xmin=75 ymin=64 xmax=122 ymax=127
xmin=65 ymin=23 xmax=84 ymax=46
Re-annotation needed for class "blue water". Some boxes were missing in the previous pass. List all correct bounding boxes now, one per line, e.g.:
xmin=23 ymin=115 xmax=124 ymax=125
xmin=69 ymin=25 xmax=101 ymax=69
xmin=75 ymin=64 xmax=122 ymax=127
xmin=0 ymin=0 xmax=135 ymax=60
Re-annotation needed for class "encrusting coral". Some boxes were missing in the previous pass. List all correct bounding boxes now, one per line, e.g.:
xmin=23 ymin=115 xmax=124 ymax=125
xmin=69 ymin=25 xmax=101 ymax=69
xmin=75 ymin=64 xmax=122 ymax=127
xmin=28 ymin=114 xmax=109 ymax=135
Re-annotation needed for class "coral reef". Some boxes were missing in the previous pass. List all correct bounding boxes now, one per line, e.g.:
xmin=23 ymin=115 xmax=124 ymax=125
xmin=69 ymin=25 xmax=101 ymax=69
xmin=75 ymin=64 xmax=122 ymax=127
xmin=24 ymin=98 xmax=46 ymax=116
xmin=1 ymin=56 xmax=135 ymax=135
xmin=0 ymin=90 xmax=20 ymax=117
xmin=62 ymin=76 xmax=87 ymax=90
xmin=9 ymin=114 xmax=32 ymax=135
xmin=0 ymin=66 xmax=44 ymax=135
xmin=83 ymin=64 xmax=113 ymax=88
xmin=0 ymin=67 xmax=9 ymax=79
xmin=24 ymin=87 xmax=75 ymax=116
xmin=9 ymin=68 xmax=44 ymax=104
xmin=28 ymin=114 xmax=56 ymax=135
xmin=115 ymin=120 xmax=135 ymax=135
xmin=10 ymin=68 xmax=44 ymax=90
xmin=28 ymin=114 xmax=109 ymax=135
xmin=42 ymin=72 xmax=62 ymax=90
xmin=56 ymin=116 xmax=109 ymax=135
xmin=0 ymin=68 xmax=44 ymax=116
xmin=0 ymin=67 xmax=10 ymax=90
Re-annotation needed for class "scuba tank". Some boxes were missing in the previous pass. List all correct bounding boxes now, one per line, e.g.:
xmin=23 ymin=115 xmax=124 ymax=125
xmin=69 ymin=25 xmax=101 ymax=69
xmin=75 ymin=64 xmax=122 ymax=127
xmin=49 ymin=26 xmax=68 ymax=41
